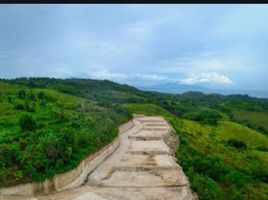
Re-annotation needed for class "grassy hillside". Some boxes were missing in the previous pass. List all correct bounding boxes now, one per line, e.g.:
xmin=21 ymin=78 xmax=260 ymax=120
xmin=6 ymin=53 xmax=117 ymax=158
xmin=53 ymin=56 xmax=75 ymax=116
xmin=124 ymin=103 xmax=268 ymax=200
xmin=0 ymin=81 xmax=131 ymax=186
xmin=2 ymin=77 xmax=147 ymax=104
xmin=1 ymin=77 xmax=268 ymax=200
xmin=231 ymin=109 xmax=268 ymax=135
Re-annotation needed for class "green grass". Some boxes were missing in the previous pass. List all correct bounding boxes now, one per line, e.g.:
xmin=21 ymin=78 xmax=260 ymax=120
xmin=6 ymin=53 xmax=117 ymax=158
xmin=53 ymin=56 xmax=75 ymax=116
xmin=123 ymin=103 xmax=174 ymax=118
xmin=231 ymin=109 xmax=268 ymax=135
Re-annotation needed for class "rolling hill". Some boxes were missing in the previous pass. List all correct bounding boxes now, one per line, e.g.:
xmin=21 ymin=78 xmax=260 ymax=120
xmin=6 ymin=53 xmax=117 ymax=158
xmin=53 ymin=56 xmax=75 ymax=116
xmin=0 ymin=77 xmax=268 ymax=200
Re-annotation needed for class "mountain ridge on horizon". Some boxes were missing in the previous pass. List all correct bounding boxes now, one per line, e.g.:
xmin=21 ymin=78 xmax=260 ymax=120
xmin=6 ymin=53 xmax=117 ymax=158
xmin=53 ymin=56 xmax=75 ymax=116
xmin=137 ymin=82 xmax=268 ymax=99
xmin=2 ymin=76 xmax=268 ymax=99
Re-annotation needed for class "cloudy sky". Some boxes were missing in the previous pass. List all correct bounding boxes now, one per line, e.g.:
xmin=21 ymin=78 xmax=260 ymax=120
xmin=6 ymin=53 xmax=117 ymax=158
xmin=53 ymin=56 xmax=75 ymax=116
xmin=0 ymin=4 xmax=267 ymax=90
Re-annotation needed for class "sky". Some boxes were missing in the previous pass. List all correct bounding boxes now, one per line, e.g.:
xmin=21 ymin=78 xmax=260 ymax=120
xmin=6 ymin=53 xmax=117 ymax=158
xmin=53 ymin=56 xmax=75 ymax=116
xmin=0 ymin=4 xmax=268 ymax=91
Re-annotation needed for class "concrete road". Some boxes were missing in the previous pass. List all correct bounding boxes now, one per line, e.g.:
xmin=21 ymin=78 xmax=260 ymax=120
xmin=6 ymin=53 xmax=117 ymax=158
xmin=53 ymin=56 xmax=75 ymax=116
xmin=1 ymin=116 xmax=194 ymax=200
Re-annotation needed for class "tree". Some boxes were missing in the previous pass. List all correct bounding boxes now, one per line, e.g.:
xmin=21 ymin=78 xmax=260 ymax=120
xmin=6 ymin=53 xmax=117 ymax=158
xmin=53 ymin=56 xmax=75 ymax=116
xmin=28 ymin=91 xmax=36 ymax=101
xmin=19 ymin=114 xmax=37 ymax=131
xmin=18 ymin=90 xmax=26 ymax=99
xmin=227 ymin=139 xmax=247 ymax=149
xmin=7 ymin=96 xmax=12 ymax=103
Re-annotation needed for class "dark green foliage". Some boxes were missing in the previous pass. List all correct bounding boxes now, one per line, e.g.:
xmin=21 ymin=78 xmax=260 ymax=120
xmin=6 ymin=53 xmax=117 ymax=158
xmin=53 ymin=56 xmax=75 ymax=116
xmin=227 ymin=139 xmax=247 ymax=149
xmin=184 ymin=110 xmax=223 ymax=125
xmin=256 ymin=145 xmax=268 ymax=152
xmin=28 ymin=91 xmax=36 ymax=101
xmin=7 ymin=96 xmax=12 ymax=103
xmin=0 ymin=79 xmax=132 ymax=187
xmin=222 ymin=170 xmax=252 ymax=188
xmin=0 ymin=143 xmax=23 ymax=169
xmin=19 ymin=114 xmax=37 ymax=131
xmin=7 ymin=77 xmax=146 ymax=104
xmin=188 ymin=168 xmax=222 ymax=200
xmin=37 ymin=91 xmax=46 ymax=100
xmin=14 ymin=103 xmax=24 ymax=110
xmin=18 ymin=90 xmax=26 ymax=99
xmin=176 ymin=142 xmax=223 ymax=199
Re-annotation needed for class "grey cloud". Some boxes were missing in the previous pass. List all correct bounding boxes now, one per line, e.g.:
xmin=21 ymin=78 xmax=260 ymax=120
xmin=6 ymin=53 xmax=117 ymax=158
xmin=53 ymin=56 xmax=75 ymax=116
xmin=0 ymin=4 xmax=267 ymax=90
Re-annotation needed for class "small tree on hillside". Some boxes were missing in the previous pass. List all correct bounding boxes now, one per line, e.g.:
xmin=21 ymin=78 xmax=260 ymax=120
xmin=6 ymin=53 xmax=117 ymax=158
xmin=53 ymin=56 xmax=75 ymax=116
xmin=18 ymin=90 xmax=26 ymax=99
xmin=19 ymin=114 xmax=37 ymax=131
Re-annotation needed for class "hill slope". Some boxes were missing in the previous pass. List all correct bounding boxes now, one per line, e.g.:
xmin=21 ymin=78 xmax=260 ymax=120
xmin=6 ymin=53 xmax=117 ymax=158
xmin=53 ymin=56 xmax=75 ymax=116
xmin=1 ymin=77 xmax=268 ymax=199
xmin=125 ymin=103 xmax=268 ymax=200
xmin=0 ymin=81 xmax=131 ymax=186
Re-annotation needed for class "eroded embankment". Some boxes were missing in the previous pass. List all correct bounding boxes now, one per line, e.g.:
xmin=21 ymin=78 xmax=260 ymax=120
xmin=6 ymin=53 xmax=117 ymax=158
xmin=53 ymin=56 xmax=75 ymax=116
xmin=0 ymin=116 xmax=194 ymax=200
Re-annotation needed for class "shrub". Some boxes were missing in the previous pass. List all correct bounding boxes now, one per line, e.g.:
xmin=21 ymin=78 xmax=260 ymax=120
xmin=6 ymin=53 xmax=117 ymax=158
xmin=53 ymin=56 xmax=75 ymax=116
xmin=223 ymin=170 xmax=252 ymax=188
xmin=14 ymin=103 xmax=25 ymax=110
xmin=7 ymin=96 xmax=12 ymax=103
xmin=227 ymin=185 xmax=243 ymax=200
xmin=18 ymin=90 xmax=26 ymax=99
xmin=22 ymin=144 xmax=48 ymax=181
xmin=227 ymin=139 xmax=247 ymax=149
xmin=0 ymin=143 xmax=22 ymax=168
xmin=19 ymin=114 xmax=37 ymax=131
xmin=24 ymin=102 xmax=35 ymax=112
xmin=28 ymin=92 xmax=36 ymax=101
xmin=0 ymin=144 xmax=12 ymax=167
xmin=37 ymin=91 xmax=46 ymax=100
xmin=188 ymin=168 xmax=221 ymax=200
xmin=184 ymin=110 xmax=223 ymax=125
xmin=256 ymin=145 xmax=268 ymax=152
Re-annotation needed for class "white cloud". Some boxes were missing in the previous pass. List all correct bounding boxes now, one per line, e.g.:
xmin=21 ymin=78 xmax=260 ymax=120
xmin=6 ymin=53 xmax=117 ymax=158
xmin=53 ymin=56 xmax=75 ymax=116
xmin=160 ymin=50 xmax=253 ymax=80
xmin=180 ymin=72 xmax=233 ymax=85
xmin=90 ymin=69 xmax=128 ymax=80
xmin=132 ymin=73 xmax=168 ymax=81
xmin=90 ymin=69 xmax=170 ymax=83
xmin=90 ymin=70 xmax=233 ymax=87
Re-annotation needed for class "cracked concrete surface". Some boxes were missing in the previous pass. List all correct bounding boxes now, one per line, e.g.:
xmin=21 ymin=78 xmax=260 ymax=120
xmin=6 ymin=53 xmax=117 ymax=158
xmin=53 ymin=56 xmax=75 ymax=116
xmin=0 ymin=116 xmax=194 ymax=200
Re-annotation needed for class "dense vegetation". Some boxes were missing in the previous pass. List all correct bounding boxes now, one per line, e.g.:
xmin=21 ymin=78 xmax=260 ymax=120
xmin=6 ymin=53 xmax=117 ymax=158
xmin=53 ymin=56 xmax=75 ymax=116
xmin=1 ymin=77 xmax=268 ymax=200
xmin=0 ymin=80 xmax=131 ymax=186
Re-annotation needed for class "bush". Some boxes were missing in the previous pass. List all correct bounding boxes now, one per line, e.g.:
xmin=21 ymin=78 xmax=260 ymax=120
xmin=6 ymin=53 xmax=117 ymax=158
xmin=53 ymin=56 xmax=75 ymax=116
xmin=28 ymin=92 xmax=36 ymax=101
xmin=22 ymin=144 xmax=49 ymax=181
xmin=24 ymin=102 xmax=35 ymax=112
xmin=227 ymin=185 xmax=244 ymax=200
xmin=7 ymin=96 xmax=12 ymax=103
xmin=188 ymin=168 xmax=221 ymax=200
xmin=14 ymin=103 xmax=24 ymax=110
xmin=223 ymin=170 xmax=252 ymax=188
xmin=184 ymin=110 xmax=223 ymax=125
xmin=256 ymin=145 xmax=268 ymax=152
xmin=0 ymin=143 xmax=22 ymax=168
xmin=19 ymin=114 xmax=37 ymax=131
xmin=18 ymin=90 xmax=26 ymax=99
xmin=227 ymin=139 xmax=247 ymax=149
xmin=37 ymin=91 xmax=46 ymax=100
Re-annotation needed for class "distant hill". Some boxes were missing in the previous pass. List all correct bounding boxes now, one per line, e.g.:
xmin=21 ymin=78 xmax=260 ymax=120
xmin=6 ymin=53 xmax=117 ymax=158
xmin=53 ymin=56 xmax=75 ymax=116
xmin=139 ymin=82 xmax=268 ymax=99
xmin=138 ymin=82 xmax=207 ymax=94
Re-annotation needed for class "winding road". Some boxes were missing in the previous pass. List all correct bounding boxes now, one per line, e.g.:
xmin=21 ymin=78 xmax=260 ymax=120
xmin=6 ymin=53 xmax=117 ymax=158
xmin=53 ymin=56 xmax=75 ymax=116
xmin=1 ymin=115 xmax=194 ymax=200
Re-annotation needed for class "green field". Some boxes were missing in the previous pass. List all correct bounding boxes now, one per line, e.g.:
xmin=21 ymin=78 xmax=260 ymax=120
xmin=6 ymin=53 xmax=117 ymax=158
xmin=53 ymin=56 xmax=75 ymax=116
xmin=1 ymin=78 xmax=268 ymax=200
